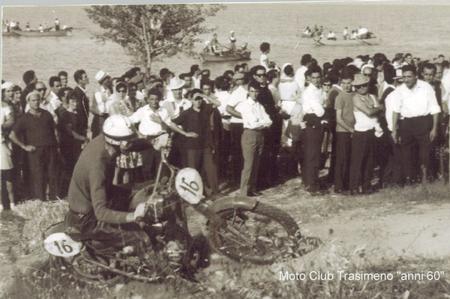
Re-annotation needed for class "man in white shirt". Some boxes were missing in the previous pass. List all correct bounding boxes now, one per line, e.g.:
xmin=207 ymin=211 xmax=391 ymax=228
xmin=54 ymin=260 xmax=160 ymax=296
xmin=295 ymin=54 xmax=313 ymax=92
xmin=47 ymin=76 xmax=63 ymax=120
xmin=349 ymin=74 xmax=383 ymax=195
xmin=392 ymin=65 xmax=441 ymax=184
xmin=301 ymin=65 xmax=326 ymax=194
xmin=226 ymin=72 xmax=248 ymax=185
xmin=161 ymin=76 xmax=192 ymax=120
xmin=229 ymin=82 xmax=272 ymax=197
xmin=190 ymin=64 xmax=202 ymax=89
xmin=383 ymin=71 xmax=404 ymax=186
xmin=129 ymin=88 xmax=197 ymax=178
xmin=91 ymin=70 xmax=112 ymax=138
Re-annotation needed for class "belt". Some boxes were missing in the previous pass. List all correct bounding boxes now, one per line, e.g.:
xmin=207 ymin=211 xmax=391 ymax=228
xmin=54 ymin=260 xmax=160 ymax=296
xmin=244 ymin=127 xmax=265 ymax=131
xmin=402 ymin=115 xmax=430 ymax=120
xmin=91 ymin=112 xmax=108 ymax=117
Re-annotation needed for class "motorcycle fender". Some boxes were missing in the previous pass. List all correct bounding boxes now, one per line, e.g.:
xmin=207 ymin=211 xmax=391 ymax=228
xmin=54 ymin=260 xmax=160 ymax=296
xmin=209 ymin=196 xmax=258 ymax=214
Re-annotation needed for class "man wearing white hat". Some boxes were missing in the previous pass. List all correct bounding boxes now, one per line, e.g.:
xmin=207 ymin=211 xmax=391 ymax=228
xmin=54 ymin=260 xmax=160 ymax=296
xmin=160 ymin=76 xmax=192 ymax=167
xmin=91 ymin=70 xmax=112 ymax=138
xmin=161 ymin=76 xmax=192 ymax=120
xmin=10 ymin=91 xmax=59 ymax=201
xmin=65 ymin=114 xmax=148 ymax=248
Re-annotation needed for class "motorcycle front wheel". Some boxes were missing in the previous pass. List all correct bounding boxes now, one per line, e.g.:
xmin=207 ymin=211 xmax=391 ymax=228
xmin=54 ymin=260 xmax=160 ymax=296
xmin=208 ymin=202 xmax=300 ymax=265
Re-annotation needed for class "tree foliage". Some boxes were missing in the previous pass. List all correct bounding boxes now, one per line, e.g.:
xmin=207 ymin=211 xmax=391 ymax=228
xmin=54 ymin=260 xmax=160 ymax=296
xmin=85 ymin=4 xmax=224 ymax=74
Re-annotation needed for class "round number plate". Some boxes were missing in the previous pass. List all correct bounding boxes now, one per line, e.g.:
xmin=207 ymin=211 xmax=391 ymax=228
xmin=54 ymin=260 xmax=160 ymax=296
xmin=44 ymin=232 xmax=82 ymax=257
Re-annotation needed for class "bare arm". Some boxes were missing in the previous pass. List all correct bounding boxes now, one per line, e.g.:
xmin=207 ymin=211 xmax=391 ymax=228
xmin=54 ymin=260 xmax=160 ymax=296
xmin=392 ymin=112 xmax=400 ymax=144
xmin=429 ymin=113 xmax=439 ymax=142
xmin=226 ymin=105 xmax=242 ymax=119
xmin=353 ymin=96 xmax=381 ymax=116
xmin=72 ymin=130 xmax=88 ymax=142
xmin=167 ymin=122 xmax=198 ymax=138
xmin=1 ymin=114 xmax=14 ymax=130
xmin=9 ymin=131 xmax=35 ymax=152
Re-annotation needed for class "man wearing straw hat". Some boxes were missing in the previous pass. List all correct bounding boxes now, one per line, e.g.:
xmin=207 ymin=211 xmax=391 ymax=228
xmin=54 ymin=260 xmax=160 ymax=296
xmin=348 ymin=74 xmax=383 ymax=195
xmin=161 ymin=76 xmax=192 ymax=167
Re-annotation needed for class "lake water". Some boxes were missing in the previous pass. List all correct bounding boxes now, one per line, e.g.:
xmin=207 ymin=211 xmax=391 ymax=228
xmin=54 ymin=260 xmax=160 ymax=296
xmin=3 ymin=2 xmax=450 ymax=95
xmin=1 ymin=0 xmax=450 ymax=284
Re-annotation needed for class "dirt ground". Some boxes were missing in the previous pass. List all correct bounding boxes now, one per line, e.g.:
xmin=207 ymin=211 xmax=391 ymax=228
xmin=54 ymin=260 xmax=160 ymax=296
xmin=1 ymin=178 xmax=450 ymax=298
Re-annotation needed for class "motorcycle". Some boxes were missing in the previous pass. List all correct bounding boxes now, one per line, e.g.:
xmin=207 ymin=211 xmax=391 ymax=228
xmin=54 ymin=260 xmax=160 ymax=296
xmin=43 ymin=134 xmax=304 ymax=284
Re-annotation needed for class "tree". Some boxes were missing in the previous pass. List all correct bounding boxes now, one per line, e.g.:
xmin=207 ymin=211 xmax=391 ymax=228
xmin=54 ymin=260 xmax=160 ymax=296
xmin=85 ymin=4 xmax=224 ymax=75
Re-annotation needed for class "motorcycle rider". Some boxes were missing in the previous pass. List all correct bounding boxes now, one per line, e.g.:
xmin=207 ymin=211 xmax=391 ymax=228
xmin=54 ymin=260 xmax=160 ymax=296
xmin=65 ymin=114 xmax=148 ymax=250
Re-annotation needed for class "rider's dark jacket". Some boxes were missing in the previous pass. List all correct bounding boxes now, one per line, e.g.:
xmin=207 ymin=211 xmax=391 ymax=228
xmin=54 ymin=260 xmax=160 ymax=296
xmin=68 ymin=134 xmax=130 ymax=223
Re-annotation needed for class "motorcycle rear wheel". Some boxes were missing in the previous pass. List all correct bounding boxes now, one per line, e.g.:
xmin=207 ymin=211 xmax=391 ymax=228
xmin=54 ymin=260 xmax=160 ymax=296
xmin=208 ymin=202 xmax=300 ymax=265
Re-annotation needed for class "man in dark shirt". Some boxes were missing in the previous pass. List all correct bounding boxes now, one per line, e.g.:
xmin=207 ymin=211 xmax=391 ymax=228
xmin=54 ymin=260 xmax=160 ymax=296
xmin=333 ymin=72 xmax=355 ymax=193
xmin=251 ymin=65 xmax=283 ymax=189
xmin=72 ymin=69 xmax=90 ymax=137
xmin=20 ymin=70 xmax=38 ymax=113
xmin=65 ymin=115 xmax=147 ymax=247
xmin=10 ymin=91 xmax=59 ymax=201
xmin=173 ymin=90 xmax=219 ymax=195
xmin=58 ymin=91 xmax=88 ymax=195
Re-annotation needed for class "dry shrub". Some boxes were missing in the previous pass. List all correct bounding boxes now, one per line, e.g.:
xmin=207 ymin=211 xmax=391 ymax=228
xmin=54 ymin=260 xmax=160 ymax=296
xmin=14 ymin=199 xmax=68 ymax=256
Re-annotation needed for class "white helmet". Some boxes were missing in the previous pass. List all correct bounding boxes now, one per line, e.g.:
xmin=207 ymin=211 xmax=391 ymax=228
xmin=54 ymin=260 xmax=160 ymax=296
xmin=102 ymin=114 xmax=136 ymax=145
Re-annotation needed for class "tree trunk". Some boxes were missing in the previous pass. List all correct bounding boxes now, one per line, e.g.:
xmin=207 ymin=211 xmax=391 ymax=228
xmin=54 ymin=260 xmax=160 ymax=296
xmin=141 ymin=17 xmax=152 ymax=78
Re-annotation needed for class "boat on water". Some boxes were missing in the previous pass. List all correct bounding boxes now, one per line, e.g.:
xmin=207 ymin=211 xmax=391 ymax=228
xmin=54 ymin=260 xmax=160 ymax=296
xmin=3 ymin=28 xmax=72 ymax=37
xmin=311 ymin=37 xmax=380 ymax=47
xmin=2 ymin=31 xmax=18 ymax=37
xmin=200 ymin=50 xmax=251 ymax=63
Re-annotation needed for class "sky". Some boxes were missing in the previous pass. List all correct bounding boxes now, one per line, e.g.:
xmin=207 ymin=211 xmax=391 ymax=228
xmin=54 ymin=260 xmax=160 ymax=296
xmin=2 ymin=0 xmax=450 ymax=6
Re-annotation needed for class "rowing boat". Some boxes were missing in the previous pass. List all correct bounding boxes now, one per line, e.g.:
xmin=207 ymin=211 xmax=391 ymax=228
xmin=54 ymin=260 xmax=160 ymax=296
xmin=2 ymin=31 xmax=19 ymax=37
xmin=310 ymin=37 xmax=380 ymax=47
xmin=13 ymin=30 xmax=71 ymax=37
xmin=3 ymin=28 xmax=73 ymax=37
xmin=200 ymin=50 xmax=251 ymax=62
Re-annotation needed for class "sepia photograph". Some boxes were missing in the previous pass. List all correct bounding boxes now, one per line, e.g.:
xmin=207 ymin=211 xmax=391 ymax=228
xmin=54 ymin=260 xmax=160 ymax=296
xmin=1 ymin=0 xmax=450 ymax=298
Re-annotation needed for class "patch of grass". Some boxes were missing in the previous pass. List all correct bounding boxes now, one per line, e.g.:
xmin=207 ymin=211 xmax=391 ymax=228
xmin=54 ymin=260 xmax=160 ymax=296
xmin=262 ymin=179 xmax=450 ymax=223
xmin=14 ymin=199 xmax=68 ymax=256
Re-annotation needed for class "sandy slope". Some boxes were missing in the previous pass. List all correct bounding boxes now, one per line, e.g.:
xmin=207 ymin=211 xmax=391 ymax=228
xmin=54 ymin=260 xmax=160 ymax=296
xmin=1 ymin=179 xmax=449 ymax=298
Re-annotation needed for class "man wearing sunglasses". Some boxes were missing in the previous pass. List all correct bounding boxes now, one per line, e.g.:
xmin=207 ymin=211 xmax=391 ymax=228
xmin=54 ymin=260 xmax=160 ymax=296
xmin=25 ymin=81 xmax=60 ymax=124
xmin=252 ymin=65 xmax=283 ymax=189
xmin=348 ymin=74 xmax=383 ymax=195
